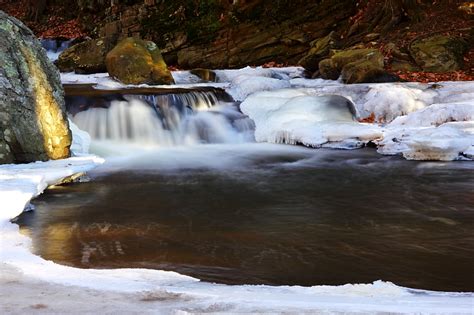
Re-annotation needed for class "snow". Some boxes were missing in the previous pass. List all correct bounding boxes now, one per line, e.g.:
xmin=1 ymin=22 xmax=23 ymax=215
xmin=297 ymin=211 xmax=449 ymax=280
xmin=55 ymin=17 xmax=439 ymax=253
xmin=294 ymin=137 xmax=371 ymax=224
xmin=241 ymin=89 xmax=383 ymax=148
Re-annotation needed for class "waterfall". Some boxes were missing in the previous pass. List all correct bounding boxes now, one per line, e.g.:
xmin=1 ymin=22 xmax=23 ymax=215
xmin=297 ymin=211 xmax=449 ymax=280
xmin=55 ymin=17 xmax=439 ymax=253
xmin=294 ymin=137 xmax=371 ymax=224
xmin=67 ymin=89 xmax=255 ymax=150
xmin=41 ymin=39 xmax=73 ymax=61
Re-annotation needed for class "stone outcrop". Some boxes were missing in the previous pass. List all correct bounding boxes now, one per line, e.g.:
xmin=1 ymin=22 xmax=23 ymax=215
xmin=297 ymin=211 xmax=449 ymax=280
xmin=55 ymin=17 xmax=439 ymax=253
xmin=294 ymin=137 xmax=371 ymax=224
xmin=0 ymin=11 xmax=71 ymax=164
xmin=298 ymin=32 xmax=340 ymax=73
xmin=409 ymin=35 xmax=469 ymax=72
xmin=105 ymin=37 xmax=174 ymax=85
xmin=56 ymin=37 xmax=113 ymax=74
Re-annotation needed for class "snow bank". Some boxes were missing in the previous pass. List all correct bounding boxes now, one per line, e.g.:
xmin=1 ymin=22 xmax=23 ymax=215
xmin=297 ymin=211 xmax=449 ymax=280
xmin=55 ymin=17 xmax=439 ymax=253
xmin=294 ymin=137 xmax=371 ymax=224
xmin=241 ymin=89 xmax=382 ymax=148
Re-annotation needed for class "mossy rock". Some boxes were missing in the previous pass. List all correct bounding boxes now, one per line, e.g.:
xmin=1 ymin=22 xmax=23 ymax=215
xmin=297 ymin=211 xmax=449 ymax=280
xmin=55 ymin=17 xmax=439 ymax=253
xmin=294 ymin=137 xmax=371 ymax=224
xmin=106 ymin=37 xmax=174 ymax=85
xmin=298 ymin=32 xmax=339 ymax=72
xmin=341 ymin=59 xmax=398 ymax=84
xmin=318 ymin=58 xmax=339 ymax=80
xmin=331 ymin=48 xmax=384 ymax=70
xmin=318 ymin=48 xmax=386 ymax=83
xmin=409 ymin=35 xmax=468 ymax=72
xmin=57 ymin=38 xmax=112 ymax=74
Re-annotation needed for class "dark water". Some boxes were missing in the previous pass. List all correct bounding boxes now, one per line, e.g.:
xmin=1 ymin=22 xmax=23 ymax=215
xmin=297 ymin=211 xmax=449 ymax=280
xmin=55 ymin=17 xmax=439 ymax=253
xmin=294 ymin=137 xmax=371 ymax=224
xmin=17 ymin=147 xmax=474 ymax=291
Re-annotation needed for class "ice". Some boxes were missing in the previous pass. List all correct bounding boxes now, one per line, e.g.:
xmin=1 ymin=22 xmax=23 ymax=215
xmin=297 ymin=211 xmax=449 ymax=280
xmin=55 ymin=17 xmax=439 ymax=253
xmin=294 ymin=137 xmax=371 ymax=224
xmin=377 ymin=101 xmax=474 ymax=160
xmin=214 ymin=67 xmax=306 ymax=101
xmin=241 ymin=89 xmax=382 ymax=148
xmin=226 ymin=74 xmax=291 ymax=101
xmin=290 ymin=79 xmax=474 ymax=123
xmin=60 ymin=72 xmax=229 ymax=90
xmin=359 ymin=84 xmax=435 ymax=122
xmin=389 ymin=101 xmax=474 ymax=127
xmin=69 ymin=119 xmax=91 ymax=155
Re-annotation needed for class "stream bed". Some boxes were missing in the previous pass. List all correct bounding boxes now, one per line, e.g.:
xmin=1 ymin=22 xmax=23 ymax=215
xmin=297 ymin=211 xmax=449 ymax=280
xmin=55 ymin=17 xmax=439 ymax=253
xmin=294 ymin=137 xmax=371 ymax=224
xmin=17 ymin=145 xmax=474 ymax=292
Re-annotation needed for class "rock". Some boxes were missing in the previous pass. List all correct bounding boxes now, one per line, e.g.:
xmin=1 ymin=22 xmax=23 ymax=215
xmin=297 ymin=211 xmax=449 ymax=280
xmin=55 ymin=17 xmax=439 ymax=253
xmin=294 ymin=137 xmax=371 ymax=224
xmin=56 ymin=38 xmax=112 ymax=74
xmin=363 ymin=33 xmax=380 ymax=42
xmin=298 ymin=32 xmax=340 ymax=72
xmin=385 ymin=43 xmax=420 ymax=72
xmin=341 ymin=60 xmax=399 ymax=84
xmin=105 ymin=37 xmax=174 ymax=85
xmin=318 ymin=58 xmax=340 ymax=80
xmin=190 ymin=68 xmax=217 ymax=82
xmin=331 ymin=48 xmax=384 ymax=70
xmin=318 ymin=48 xmax=395 ymax=83
xmin=0 ymin=11 xmax=71 ymax=164
xmin=409 ymin=35 xmax=468 ymax=72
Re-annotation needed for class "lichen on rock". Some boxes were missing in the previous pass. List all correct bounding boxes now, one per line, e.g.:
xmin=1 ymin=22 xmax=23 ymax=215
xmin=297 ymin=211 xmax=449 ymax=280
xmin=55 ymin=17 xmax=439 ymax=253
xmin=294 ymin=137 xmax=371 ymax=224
xmin=0 ymin=10 xmax=71 ymax=164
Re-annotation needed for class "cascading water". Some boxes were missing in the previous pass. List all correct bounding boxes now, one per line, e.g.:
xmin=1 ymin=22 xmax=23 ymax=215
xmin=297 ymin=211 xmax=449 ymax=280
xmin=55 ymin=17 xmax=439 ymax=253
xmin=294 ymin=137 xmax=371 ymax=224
xmin=41 ymin=38 xmax=73 ymax=61
xmin=66 ymin=88 xmax=255 ymax=154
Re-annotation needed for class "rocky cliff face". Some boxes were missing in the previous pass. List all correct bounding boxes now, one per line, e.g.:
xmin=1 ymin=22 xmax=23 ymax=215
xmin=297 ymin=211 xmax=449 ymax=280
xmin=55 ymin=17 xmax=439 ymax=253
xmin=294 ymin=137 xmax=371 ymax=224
xmin=0 ymin=11 xmax=71 ymax=164
xmin=98 ymin=0 xmax=357 ymax=69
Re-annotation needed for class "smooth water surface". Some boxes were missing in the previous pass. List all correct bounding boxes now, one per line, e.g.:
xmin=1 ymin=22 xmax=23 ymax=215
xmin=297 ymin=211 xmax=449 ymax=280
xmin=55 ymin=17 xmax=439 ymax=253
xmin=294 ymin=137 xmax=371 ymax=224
xmin=18 ymin=145 xmax=474 ymax=291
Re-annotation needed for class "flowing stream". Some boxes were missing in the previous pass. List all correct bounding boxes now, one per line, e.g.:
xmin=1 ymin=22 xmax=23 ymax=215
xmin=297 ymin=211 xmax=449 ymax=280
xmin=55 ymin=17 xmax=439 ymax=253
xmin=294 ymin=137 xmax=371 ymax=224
xmin=16 ymin=87 xmax=474 ymax=292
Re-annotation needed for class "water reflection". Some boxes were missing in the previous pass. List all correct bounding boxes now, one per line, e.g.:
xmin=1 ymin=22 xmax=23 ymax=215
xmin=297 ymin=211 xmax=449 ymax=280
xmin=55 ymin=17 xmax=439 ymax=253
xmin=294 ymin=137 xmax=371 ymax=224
xmin=17 ymin=146 xmax=474 ymax=291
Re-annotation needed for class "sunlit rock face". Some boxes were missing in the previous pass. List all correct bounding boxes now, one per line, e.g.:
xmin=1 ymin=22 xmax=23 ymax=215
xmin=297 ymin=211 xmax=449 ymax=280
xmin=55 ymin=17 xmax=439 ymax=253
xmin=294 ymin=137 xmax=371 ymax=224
xmin=0 ymin=11 xmax=71 ymax=164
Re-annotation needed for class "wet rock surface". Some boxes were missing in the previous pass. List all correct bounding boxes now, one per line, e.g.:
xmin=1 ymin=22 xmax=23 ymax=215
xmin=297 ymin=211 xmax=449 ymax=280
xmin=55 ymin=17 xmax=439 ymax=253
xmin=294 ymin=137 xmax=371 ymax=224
xmin=0 ymin=11 xmax=71 ymax=164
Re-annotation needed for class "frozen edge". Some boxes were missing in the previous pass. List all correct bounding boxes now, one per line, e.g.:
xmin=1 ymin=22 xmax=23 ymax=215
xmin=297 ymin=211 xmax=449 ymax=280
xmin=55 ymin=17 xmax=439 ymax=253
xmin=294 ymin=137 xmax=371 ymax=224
xmin=0 ymin=157 xmax=473 ymax=313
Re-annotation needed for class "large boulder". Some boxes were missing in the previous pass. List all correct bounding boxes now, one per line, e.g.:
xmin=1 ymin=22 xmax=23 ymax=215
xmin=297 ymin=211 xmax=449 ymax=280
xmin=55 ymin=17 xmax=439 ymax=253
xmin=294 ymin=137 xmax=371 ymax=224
xmin=105 ymin=37 xmax=174 ymax=85
xmin=56 ymin=38 xmax=112 ymax=74
xmin=0 ymin=11 xmax=71 ymax=164
xmin=318 ymin=48 xmax=396 ymax=83
xmin=409 ymin=35 xmax=468 ymax=72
